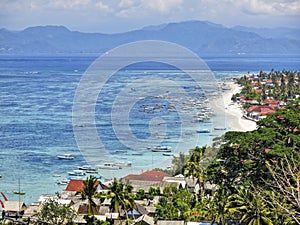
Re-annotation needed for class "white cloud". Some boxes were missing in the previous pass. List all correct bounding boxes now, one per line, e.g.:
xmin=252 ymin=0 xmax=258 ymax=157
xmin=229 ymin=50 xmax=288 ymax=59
xmin=95 ymin=1 xmax=113 ymax=12
xmin=49 ymin=0 xmax=92 ymax=10
xmin=143 ymin=0 xmax=183 ymax=13
xmin=0 ymin=0 xmax=299 ymax=32
xmin=119 ymin=0 xmax=138 ymax=8
xmin=236 ymin=0 xmax=300 ymax=16
xmin=117 ymin=0 xmax=183 ymax=17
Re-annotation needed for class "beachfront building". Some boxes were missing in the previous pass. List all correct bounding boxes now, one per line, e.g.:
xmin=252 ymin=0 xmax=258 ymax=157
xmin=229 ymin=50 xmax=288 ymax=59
xmin=2 ymin=201 xmax=27 ymax=218
xmin=245 ymin=105 xmax=276 ymax=121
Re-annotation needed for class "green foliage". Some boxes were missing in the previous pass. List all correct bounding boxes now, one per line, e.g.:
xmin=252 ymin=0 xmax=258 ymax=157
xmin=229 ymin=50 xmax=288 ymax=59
xmin=171 ymin=152 xmax=188 ymax=175
xmin=155 ymin=187 xmax=196 ymax=221
xmin=81 ymin=175 xmax=98 ymax=216
xmin=105 ymin=178 xmax=135 ymax=220
xmin=207 ymin=104 xmax=300 ymax=188
xmin=33 ymin=199 xmax=75 ymax=225
xmin=83 ymin=215 xmax=110 ymax=225
xmin=226 ymin=186 xmax=275 ymax=225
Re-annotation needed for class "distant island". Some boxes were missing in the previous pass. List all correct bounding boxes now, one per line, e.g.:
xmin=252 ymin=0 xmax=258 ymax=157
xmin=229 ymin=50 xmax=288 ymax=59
xmin=0 ymin=20 xmax=300 ymax=54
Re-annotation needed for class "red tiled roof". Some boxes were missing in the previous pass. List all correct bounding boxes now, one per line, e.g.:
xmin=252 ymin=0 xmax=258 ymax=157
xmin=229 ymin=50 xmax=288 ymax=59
xmin=65 ymin=180 xmax=100 ymax=192
xmin=239 ymin=96 xmax=246 ymax=101
xmin=123 ymin=170 xmax=171 ymax=182
xmin=247 ymin=106 xmax=276 ymax=115
xmin=263 ymin=99 xmax=280 ymax=105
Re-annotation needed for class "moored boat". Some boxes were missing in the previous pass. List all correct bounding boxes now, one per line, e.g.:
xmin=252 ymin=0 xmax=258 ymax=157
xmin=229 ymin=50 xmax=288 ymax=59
xmin=114 ymin=162 xmax=132 ymax=168
xmin=152 ymin=146 xmax=172 ymax=152
xmin=214 ymin=127 xmax=227 ymax=130
xmin=57 ymin=154 xmax=74 ymax=160
xmin=78 ymin=165 xmax=96 ymax=171
xmin=163 ymin=153 xmax=174 ymax=156
xmin=97 ymin=163 xmax=121 ymax=170
xmin=68 ymin=170 xmax=85 ymax=176
xmin=57 ymin=178 xmax=69 ymax=185
xmin=12 ymin=190 xmax=25 ymax=195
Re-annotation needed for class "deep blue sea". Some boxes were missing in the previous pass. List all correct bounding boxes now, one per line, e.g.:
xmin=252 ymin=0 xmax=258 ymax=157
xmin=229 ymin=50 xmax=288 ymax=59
xmin=0 ymin=54 xmax=299 ymax=205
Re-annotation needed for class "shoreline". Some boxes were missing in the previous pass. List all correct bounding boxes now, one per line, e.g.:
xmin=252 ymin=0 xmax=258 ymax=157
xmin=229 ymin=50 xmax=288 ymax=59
xmin=210 ymin=82 xmax=257 ymax=132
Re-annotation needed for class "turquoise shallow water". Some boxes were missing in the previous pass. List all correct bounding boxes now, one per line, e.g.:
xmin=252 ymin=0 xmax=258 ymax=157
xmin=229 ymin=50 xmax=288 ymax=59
xmin=0 ymin=55 xmax=299 ymax=205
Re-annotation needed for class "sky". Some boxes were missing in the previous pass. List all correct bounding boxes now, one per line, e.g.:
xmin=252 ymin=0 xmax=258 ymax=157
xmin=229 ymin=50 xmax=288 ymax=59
xmin=0 ymin=0 xmax=300 ymax=33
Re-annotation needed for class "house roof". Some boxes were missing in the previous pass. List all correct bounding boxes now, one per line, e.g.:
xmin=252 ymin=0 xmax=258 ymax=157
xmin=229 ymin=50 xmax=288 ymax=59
xmin=247 ymin=106 xmax=276 ymax=116
xmin=4 ymin=201 xmax=27 ymax=212
xmin=263 ymin=99 xmax=280 ymax=106
xmin=65 ymin=179 xmax=100 ymax=192
xmin=134 ymin=214 xmax=154 ymax=225
xmin=123 ymin=170 xmax=171 ymax=182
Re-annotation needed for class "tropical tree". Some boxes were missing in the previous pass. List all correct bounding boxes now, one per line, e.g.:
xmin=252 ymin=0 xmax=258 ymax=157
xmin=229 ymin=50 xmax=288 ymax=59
xmin=226 ymin=186 xmax=274 ymax=225
xmin=258 ymin=155 xmax=300 ymax=224
xmin=33 ymin=199 xmax=75 ymax=225
xmin=81 ymin=175 xmax=98 ymax=216
xmin=172 ymin=152 xmax=188 ymax=175
xmin=107 ymin=179 xmax=135 ymax=221
xmin=156 ymin=186 xmax=195 ymax=221
xmin=208 ymin=184 xmax=232 ymax=225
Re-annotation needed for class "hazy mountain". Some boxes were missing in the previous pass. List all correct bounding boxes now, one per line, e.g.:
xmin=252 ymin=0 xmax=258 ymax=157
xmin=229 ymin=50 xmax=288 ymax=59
xmin=232 ymin=25 xmax=300 ymax=40
xmin=1 ymin=21 xmax=299 ymax=55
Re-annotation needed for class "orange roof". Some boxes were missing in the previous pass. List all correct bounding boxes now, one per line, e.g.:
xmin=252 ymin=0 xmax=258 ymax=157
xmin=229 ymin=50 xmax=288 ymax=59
xmin=247 ymin=106 xmax=276 ymax=115
xmin=263 ymin=99 xmax=280 ymax=105
xmin=123 ymin=170 xmax=171 ymax=182
xmin=65 ymin=180 xmax=100 ymax=192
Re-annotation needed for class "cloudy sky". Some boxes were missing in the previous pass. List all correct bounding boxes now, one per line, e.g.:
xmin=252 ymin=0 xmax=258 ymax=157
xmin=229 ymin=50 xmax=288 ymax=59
xmin=1 ymin=0 xmax=299 ymax=33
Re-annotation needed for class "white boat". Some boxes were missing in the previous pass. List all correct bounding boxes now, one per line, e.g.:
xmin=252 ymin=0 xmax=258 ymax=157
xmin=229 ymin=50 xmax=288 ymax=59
xmin=97 ymin=163 xmax=121 ymax=170
xmin=152 ymin=146 xmax=172 ymax=152
xmin=114 ymin=162 xmax=132 ymax=168
xmin=57 ymin=154 xmax=74 ymax=160
xmin=57 ymin=179 xmax=69 ymax=185
xmin=68 ymin=170 xmax=86 ymax=176
xmin=163 ymin=153 xmax=174 ymax=156
xmin=78 ymin=165 xmax=96 ymax=171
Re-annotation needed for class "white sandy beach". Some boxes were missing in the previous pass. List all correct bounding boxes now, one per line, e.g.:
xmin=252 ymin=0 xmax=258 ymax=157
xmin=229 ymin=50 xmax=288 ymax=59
xmin=210 ymin=82 xmax=257 ymax=132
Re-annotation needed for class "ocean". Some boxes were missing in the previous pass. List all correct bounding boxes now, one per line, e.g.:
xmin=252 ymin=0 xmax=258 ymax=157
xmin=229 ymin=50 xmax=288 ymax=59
xmin=0 ymin=54 xmax=299 ymax=205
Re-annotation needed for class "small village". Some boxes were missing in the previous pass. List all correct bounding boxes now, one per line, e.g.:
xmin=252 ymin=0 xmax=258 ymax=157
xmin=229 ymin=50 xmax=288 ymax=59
xmin=1 ymin=170 xmax=215 ymax=225
xmin=232 ymin=70 xmax=300 ymax=121
xmin=1 ymin=70 xmax=299 ymax=225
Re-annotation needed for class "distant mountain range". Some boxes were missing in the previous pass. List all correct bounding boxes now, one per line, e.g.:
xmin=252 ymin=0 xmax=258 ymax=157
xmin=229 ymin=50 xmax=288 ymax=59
xmin=1 ymin=20 xmax=299 ymax=55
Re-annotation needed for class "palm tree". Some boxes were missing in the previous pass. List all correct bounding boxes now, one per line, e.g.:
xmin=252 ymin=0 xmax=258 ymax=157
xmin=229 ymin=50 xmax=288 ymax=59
xmin=207 ymin=184 xmax=231 ymax=225
xmin=184 ymin=146 xmax=207 ymax=199
xmin=185 ymin=146 xmax=206 ymax=178
xmin=107 ymin=178 xmax=135 ymax=222
xmin=81 ymin=175 xmax=98 ymax=216
xmin=227 ymin=186 xmax=274 ymax=225
xmin=172 ymin=152 xmax=187 ymax=175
